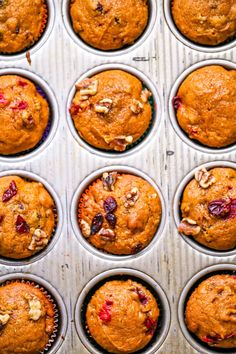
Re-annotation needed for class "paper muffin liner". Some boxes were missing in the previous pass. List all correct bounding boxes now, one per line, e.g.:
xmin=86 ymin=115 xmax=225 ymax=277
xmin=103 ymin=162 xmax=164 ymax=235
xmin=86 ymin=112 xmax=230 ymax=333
xmin=0 ymin=278 xmax=59 ymax=354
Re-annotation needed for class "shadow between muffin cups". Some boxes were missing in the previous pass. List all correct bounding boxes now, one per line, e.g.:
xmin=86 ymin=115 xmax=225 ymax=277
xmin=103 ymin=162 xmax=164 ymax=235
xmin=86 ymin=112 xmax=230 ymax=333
xmin=66 ymin=63 xmax=162 ymax=158
xmin=0 ymin=0 xmax=55 ymax=61
xmin=62 ymin=0 xmax=157 ymax=57
xmin=0 ymin=169 xmax=63 ymax=267
xmin=163 ymin=0 xmax=236 ymax=53
xmin=0 ymin=68 xmax=59 ymax=163
xmin=173 ymin=160 xmax=236 ymax=257
xmin=70 ymin=165 xmax=166 ymax=261
xmin=74 ymin=268 xmax=171 ymax=354
xmin=168 ymin=59 xmax=236 ymax=154
xmin=178 ymin=263 xmax=236 ymax=354
xmin=0 ymin=272 xmax=68 ymax=354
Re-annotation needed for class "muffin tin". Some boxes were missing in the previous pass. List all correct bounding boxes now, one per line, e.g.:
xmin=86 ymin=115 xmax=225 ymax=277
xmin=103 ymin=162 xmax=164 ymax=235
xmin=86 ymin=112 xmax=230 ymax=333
xmin=0 ymin=0 xmax=235 ymax=353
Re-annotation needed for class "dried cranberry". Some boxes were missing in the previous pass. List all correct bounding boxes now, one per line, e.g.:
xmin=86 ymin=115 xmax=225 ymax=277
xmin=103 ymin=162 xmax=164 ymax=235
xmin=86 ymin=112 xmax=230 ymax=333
xmin=0 ymin=93 xmax=7 ymax=105
xmin=224 ymin=333 xmax=235 ymax=339
xmin=105 ymin=213 xmax=117 ymax=229
xmin=0 ymin=215 xmax=4 ymax=224
xmin=12 ymin=101 xmax=28 ymax=110
xmin=103 ymin=196 xmax=117 ymax=213
xmin=131 ymin=243 xmax=143 ymax=254
xmin=172 ymin=96 xmax=182 ymax=110
xmin=208 ymin=199 xmax=231 ymax=218
xmin=228 ymin=199 xmax=236 ymax=219
xmin=15 ymin=215 xmax=30 ymax=234
xmin=18 ymin=80 xmax=28 ymax=87
xmin=91 ymin=213 xmax=103 ymax=235
xmin=232 ymin=275 xmax=236 ymax=279
xmin=144 ymin=317 xmax=157 ymax=335
xmin=99 ymin=300 xmax=113 ymax=323
xmin=202 ymin=335 xmax=221 ymax=344
xmin=2 ymin=180 xmax=17 ymax=202
xmin=136 ymin=288 xmax=148 ymax=305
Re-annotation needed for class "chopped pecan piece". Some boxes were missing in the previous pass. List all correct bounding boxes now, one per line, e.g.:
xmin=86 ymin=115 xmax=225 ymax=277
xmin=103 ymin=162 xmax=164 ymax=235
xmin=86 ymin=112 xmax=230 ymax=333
xmin=28 ymin=297 xmax=42 ymax=321
xmin=98 ymin=228 xmax=116 ymax=241
xmin=80 ymin=219 xmax=91 ymax=238
xmin=141 ymin=88 xmax=152 ymax=103
xmin=124 ymin=187 xmax=139 ymax=208
xmin=130 ymin=99 xmax=144 ymax=114
xmin=76 ymin=78 xmax=98 ymax=99
xmin=105 ymin=135 xmax=133 ymax=151
xmin=178 ymin=218 xmax=201 ymax=236
xmin=102 ymin=172 xmax=117 ymax=191
xmin=0 ymin=314 xmax=10 ymax=327
xmin=195 ymin=167 xmax=216 ymax=189
xmin=95 ymin=98 xmax=112 ymax=114
xmin=28 ymin=229 xmax=48 ymax=251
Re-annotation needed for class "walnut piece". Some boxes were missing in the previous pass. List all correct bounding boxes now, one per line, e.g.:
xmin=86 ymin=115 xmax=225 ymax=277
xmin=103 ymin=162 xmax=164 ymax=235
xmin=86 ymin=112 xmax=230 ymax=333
xmin=105 ymin=135 xmax=133 ymax=151
xmin=28 ymin=297 xmax=42 ymax=321
xmin=0 ymin=314 xmax=10 ymax=326
xmin=98 ymin=228 xmax=116 ymax=241
xmin=95 ymin=98 xmax=113 ymax=114
xmin=195 ymin=167 xmax=216 ymax=189
xmin=28 ymin=229 xmax=48 ymax=251
xmin=124 ymin=187 xmax=139 ymax=208
xmin=141 ymin=88 xmax=152 ymax=103
xmin=130 ymin=99 xmax=143 ymax=114
xmin=178 ymin=218 xmax=201 ymax=236
xmin=102 ymin=172 xmax=118 ymax=191
xmin=76 ymin=78 xmax=98 ymax=100
xmin=80 ymin=219 xmax=90 ymax=238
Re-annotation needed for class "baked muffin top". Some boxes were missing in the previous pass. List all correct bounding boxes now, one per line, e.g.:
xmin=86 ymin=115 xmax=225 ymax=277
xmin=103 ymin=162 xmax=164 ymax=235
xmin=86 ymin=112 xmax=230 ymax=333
xmin=70 ymin=0 xmax=149 ymax=51
xmin=0 ymin=0 xmax=47 ymax=54
xmin=172 ymin=0 xmax=236 ymax=46
xmin=179 ymin=167 xmax=236 ymax=251
xmin=0 ymin=281 xmax=55 ymax=354
xmin=185 ymin=274 xmax=236 ymax=348
xmin=86 ymin=279 xmax=160 ymax=353
xmin=0 ymin=175 xmax=55 ymax=259
xmin=174 ymin=65 xmax=236 ymax=148
xmin=70 ymin=70 xmax=153 ymax=152
xmin=0 ymin=75 xmax=49 ymax=155
xmin=78 ymin=172 xmax=162 ymax=255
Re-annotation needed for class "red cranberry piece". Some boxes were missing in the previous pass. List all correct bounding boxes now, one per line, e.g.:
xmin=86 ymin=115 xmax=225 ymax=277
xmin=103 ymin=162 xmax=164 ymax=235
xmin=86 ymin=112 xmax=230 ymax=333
xmin=105 ymin=213 xmax=117 ymax=229
xmin=99 ymin=300 xmax=113 ymax=323
xmin=228 ymin=199 xmax=236 ymax=219
xmin=18 ymin=80 xmax=28 ymax=87
xmin=131 ymin=243 xmax=143 ymax=254
xmin=172 ymin=96 xmax=182 ymax=110
xmin=15 ymin=215 xmax=30 ymax=234
xmin=91 ymin=213 xmax=103 ymax=235
xmin=232 ymin=275 xmax=236 ymax=279
xmin=2 ymin=180 xmax=17 ymax=202
xmin=208 ymin=199 xmax=231 ymax=218
xmin=103 ymin=196 xmax=117 ymax=213
xmin=12 ymin=101 xmax=28 ymax=110
xmin=144 ymin=317 xmax=157 ymax=335
xmin=136 ymin=288 xmax=148 ymax=305
xmin=0 ymin=93 xmax=7 ymax=105
xmin=225 ymin=333 xmax=235 ymax=339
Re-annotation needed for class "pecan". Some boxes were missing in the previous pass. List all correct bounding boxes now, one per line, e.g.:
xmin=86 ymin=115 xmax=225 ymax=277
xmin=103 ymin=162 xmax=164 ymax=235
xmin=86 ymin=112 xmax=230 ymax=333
xmin=102 ymin=172 xmax=117 ymax=191
xmin=141 ymin=88 xmax=152 ymax=103
xmin=76 ymin=78 xmax=98 ymax=99
xmin=105 ymin=135 xmax=133 ymax=151
xmin=80 ymin=219 xmax=90 ymax=238
xmin=28 ymin=297 xmax=42 ymax=321
xmin=124 ymin=187 xmax=139 ymax=208
xmin=195 ymin=167 xmax=216 ymax=189
xmin=28 ymin=229 xmax=48 ymax=251
xmin=94 ymin=98 xmax=112 ymax=114
xmin=130 ymin=99 xmax=144 ymax=114
xmin=98 ymin=228 xmax=116 ymax=241
xmin=178 ymin=218 xmax=201 ymax=236
xmin=0 ymin=314 xmax=10 ymax=327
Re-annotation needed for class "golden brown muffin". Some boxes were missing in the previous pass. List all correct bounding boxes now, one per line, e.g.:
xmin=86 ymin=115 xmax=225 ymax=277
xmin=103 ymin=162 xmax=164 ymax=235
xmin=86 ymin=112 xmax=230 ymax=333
xmin=0 ymin=281 xmax=55 ymax=354
xmin=70 ymin=0 xmax=149 ymax=51
xmin=70 ymin=70 xmax=153 ymax=152
xmin=0 ymin=75 xmax=49 ymax=155
xmin=178 ymin=167 xmax=236 ymax=251
xmin=86 ymin=279 xmax=160 ymax=353
xmin=174 ymin=65 xmax=236 ymax=148
xmin=78 ymin=172 xmax=162 ymax=255
xmin=172 ymin=0 xmax=236 ymax=46
xmin=0 ymin=0 xmax=47 ymax=54
xmin=185 ymin=274 xmax=236 ymax=348
xmin=0 ymin=175 xmax=55 ymax=259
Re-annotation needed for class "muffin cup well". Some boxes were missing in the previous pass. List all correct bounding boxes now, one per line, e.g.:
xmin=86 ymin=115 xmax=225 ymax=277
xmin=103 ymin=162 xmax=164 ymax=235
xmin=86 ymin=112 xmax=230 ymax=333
xmin=0 ymin=169 xmax=63 ymax=267
xmin=62 ymin=0 xmax=157 ymax=57
xmin=178 ymin=263 xmax=236 ymax=354
xmin=173 ymin=160 xmax=236 ymax=257
xmin=75 ymin=268 xmax=171 ymax=354
xmin=168 ymin=59 xmax=236 ymax=154
xmin=0 ymin=68 xmax=59 ymax=163
xmin=0 ymin=272 xmax=68 ymax=354
xmin=66 ymin=63 xmax=162 ymax=158
xmin=164 ymin=1 xmax=236 ymax=53
xmin=71 ymin=165 xmax=166 ymax=261
xmin=0 ymin=0 xmax=55 ymax=61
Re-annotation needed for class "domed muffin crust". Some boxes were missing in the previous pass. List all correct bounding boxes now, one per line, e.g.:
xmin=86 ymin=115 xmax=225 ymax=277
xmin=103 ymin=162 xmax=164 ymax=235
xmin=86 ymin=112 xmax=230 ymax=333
xmin=0 ymin=281 xmax=55 ymax=354
xmin=0 ymin=75 xmax=49 ymax=155
xmin=78 ymin=172 xmax=162 ymax=255
xmin=0 ymin=0 xmax=47 ymax=54
xmin=70 ymin=0 xmax=149 ymax=51
xmin=178 ymin=167 xmax=236 ymax=251
xmin=174 ymin=65 xmax=236 ymax=148
xmin=172 ymin=0 xmax=236 ymax=46
xmin=0 ymin=175 xmax=55 ymax=259
xmin=86 ymin=279 xmax=160 ymax=353
xmin=185 ymin=274 xmax=236 ymax=348
xmin=70 ymin=70 xmax=153 ymax=152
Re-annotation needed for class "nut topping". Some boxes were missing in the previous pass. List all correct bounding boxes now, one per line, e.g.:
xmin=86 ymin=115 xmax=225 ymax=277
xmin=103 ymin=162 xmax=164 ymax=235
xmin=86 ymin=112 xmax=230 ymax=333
xmin=178 ymin=218 xmax=201 ymax=236
xmin=105 ymin=135 xmax=133 ymax=151
xmin=98 ymin=228 xmax=116 ymax=241
xmin=102 ymin=172 xmax=117 ymax=191
xmin=130 ymin=99 xmax=143 ymax=114
xmin=28 ymin=297 xmax=42 ymax=321
xmin=124 ymin=187 xmax=139 ymax=208
xmin=76 ymin=78 xmax=98 ymax=99
xmin=141 ymin=88 xmax=152 ymax=103
xmin=195 ymin=167 xmax=216 ymax=189
xmin=0 ymin=314 xmax=10 ymax=326
xmin=95 ymin=98 xmax=113 ymax=114
xmin=80 ymin=219 xmax=91 ymax=238
xmin=28 ymin=229 xmax=48 ymax=251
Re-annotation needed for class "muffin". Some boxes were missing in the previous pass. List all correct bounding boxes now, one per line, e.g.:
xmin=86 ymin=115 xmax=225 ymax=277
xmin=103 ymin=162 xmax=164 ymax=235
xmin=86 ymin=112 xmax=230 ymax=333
xmin=86 ymin=279 xmax=160 ymax=353
xmin=0 ymin=75 xmax=50 ymax=155
xmin=70 ymin=0 xmax=149 ymax=51
xmin=172 ymin=0 xmax=236 ymax=46
xmin=0 ymin=0 xmax=47 ymax=54
xmin=0 ymin=175 xmax=55 ymax=259
xmin=178 ymin=167 xmax=236 ymax=251
xmin=0 ymin=281 xmax=55 ymax=353
xmin=78 ymin=172 xmax=162 ymax=255
xmin=173 ymin=65 xmax=236 ymax=148
xmin=185 ymin=274 xmax=236 ymax=348
xmin=70 ymin=70 xmax=153 ymax=152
